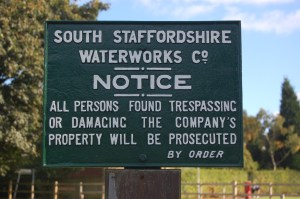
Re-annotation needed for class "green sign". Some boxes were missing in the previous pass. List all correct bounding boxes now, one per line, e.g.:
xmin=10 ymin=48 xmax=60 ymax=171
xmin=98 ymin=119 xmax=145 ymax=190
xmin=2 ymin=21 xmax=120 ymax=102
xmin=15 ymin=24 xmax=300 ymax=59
xmin=43 ymin=21 xmax=243 ymax=167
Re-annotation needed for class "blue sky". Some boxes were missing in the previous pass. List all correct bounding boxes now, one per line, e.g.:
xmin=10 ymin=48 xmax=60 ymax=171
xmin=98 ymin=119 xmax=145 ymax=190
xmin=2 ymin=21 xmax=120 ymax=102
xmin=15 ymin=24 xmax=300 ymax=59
xmin=93 ymin=0 xmax=300 ymax=116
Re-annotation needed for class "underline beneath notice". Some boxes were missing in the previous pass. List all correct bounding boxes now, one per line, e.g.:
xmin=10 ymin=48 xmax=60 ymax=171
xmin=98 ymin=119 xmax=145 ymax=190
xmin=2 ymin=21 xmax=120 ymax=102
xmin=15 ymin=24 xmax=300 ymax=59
xmin=114 ymin=94 xmax=173 ymax=97
xmin=114 ymin=67 xmax=172 ymax=71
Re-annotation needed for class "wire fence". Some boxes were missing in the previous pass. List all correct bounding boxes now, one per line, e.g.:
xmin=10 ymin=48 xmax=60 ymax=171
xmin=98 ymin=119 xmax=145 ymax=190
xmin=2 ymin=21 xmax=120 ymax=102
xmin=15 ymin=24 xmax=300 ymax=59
xmin=1 ymin=181 xmax=300 ymax=199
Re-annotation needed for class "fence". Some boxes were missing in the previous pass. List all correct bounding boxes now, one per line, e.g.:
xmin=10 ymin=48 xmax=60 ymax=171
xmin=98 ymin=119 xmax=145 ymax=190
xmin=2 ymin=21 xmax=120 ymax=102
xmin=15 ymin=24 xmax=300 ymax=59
xmin=182 ymin=181 xmax=300 ymax=199
xmin=0 ymin=181 xmax=105 ymax=199
xmin=1 ymin=181 xmax=300 ymax=199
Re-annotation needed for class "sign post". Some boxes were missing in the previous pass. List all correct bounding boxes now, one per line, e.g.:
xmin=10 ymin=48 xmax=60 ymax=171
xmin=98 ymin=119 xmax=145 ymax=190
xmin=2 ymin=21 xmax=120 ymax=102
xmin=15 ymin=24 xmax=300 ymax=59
xmin=44 ymin=21 xmax=242 ymax=198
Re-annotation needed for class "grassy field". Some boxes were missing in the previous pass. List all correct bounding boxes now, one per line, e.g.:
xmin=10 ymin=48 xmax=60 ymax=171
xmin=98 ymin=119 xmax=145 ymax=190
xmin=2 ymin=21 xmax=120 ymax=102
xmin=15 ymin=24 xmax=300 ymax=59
xmin=258 ymin=197 xmax=300 ymax=199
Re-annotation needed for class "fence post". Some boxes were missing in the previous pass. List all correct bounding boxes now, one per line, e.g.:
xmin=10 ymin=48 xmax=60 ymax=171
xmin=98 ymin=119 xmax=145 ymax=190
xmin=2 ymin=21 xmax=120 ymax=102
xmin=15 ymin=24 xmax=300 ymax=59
xmin=8 ymin=181 xmax=13 ymax=199
xmin=79 ymin=182 xmax=84 ymax=199
xmin=222 ymin=187 xmax=226 ymax=199
xmin=281 ymin=194 xmax=285 ymax=199
xmin=53 ymin=181 xmax=58 ymax=199
xmin=232 ymin=181 xmax=238 ymax=199
xmin=31 ymin=169 xmax=35 ymax=199
xmin=102 ymin=184 xmax=105 ymax=199
xmin=200 ymin=186 xmax=203 ymax=199
xmin=31 ymin=181 xmax=35 ymax=199
xmin=197 ymin=168 xmax=201 ymax=199
xmin=269 ymin=183 xmax=273 ymax=199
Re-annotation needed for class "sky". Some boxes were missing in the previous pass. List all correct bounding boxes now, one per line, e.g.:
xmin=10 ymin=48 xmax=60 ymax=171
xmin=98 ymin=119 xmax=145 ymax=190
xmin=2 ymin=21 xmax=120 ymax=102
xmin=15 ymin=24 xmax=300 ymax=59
xmin=94 ymin=0 xmax=300 ymax=116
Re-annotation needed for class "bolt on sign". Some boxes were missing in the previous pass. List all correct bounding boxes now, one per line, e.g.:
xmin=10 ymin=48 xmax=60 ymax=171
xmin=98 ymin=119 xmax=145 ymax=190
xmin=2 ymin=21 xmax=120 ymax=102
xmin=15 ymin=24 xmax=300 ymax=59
xmin=43 ymin=21 xmax=243 ymax=167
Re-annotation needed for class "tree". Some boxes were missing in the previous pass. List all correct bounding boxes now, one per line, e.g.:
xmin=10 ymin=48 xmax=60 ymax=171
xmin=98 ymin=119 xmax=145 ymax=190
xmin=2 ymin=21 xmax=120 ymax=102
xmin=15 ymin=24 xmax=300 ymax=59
xmin=243 ymin=144 xmax=258 ymax=180
xmin=279 ymin=78 xmax=300 ymax=170
xmin=257 ymin=110 xmax=300 ymax=170
xmin=243 ymin=111 xmax=262 ymax=171
xmin=0 ymin=0 xmax=109 ymax=176
xmin=280 ymin=78 xmax=300 ymax=135
xmin=243 ymin=111 xmax=262 ymax=143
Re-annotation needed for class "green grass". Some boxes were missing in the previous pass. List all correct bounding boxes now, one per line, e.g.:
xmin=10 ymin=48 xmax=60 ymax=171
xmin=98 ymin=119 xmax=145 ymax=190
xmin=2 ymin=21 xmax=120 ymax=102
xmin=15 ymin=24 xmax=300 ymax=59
xmin=259 ymin=197 xmax=300 ymax=199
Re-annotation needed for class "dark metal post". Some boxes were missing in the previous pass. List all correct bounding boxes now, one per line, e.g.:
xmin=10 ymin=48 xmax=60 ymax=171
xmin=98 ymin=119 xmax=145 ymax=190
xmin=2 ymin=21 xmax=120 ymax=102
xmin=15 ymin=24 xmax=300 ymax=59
xmin=106 ymin=169 xmax=180 ymax=199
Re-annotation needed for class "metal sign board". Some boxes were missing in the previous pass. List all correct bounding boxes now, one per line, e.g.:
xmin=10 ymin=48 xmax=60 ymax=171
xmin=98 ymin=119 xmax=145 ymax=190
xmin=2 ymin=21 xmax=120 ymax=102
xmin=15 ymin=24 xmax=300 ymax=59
xmin=43 ymin=21 xmax=243 ymax=167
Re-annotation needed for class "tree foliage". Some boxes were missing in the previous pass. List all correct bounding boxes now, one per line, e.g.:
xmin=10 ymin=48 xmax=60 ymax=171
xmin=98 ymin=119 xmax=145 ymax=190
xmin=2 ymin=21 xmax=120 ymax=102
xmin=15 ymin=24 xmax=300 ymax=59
xmin=280 ymin=78 xmax=300 ymax=135
xmin=0 ymin=0 xmax=108 ymax=176
xmin=264 ymin=114 xmax=300 ymax=170
xmin=243 ymin=111 xmax=260 ymax=172
xmin=244 ymin=107 xmax=300 ymax=171
xmin=253 ymin=109 xmax=300 ymax=170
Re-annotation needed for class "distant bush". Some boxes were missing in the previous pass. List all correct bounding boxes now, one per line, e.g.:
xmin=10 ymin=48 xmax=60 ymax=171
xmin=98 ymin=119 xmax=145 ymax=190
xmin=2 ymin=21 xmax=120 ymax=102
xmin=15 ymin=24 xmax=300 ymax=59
xmin=253 ymin=169 xmax=300 ymax=194
xmin=182 ymin=168 xmax=248 ymax=183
